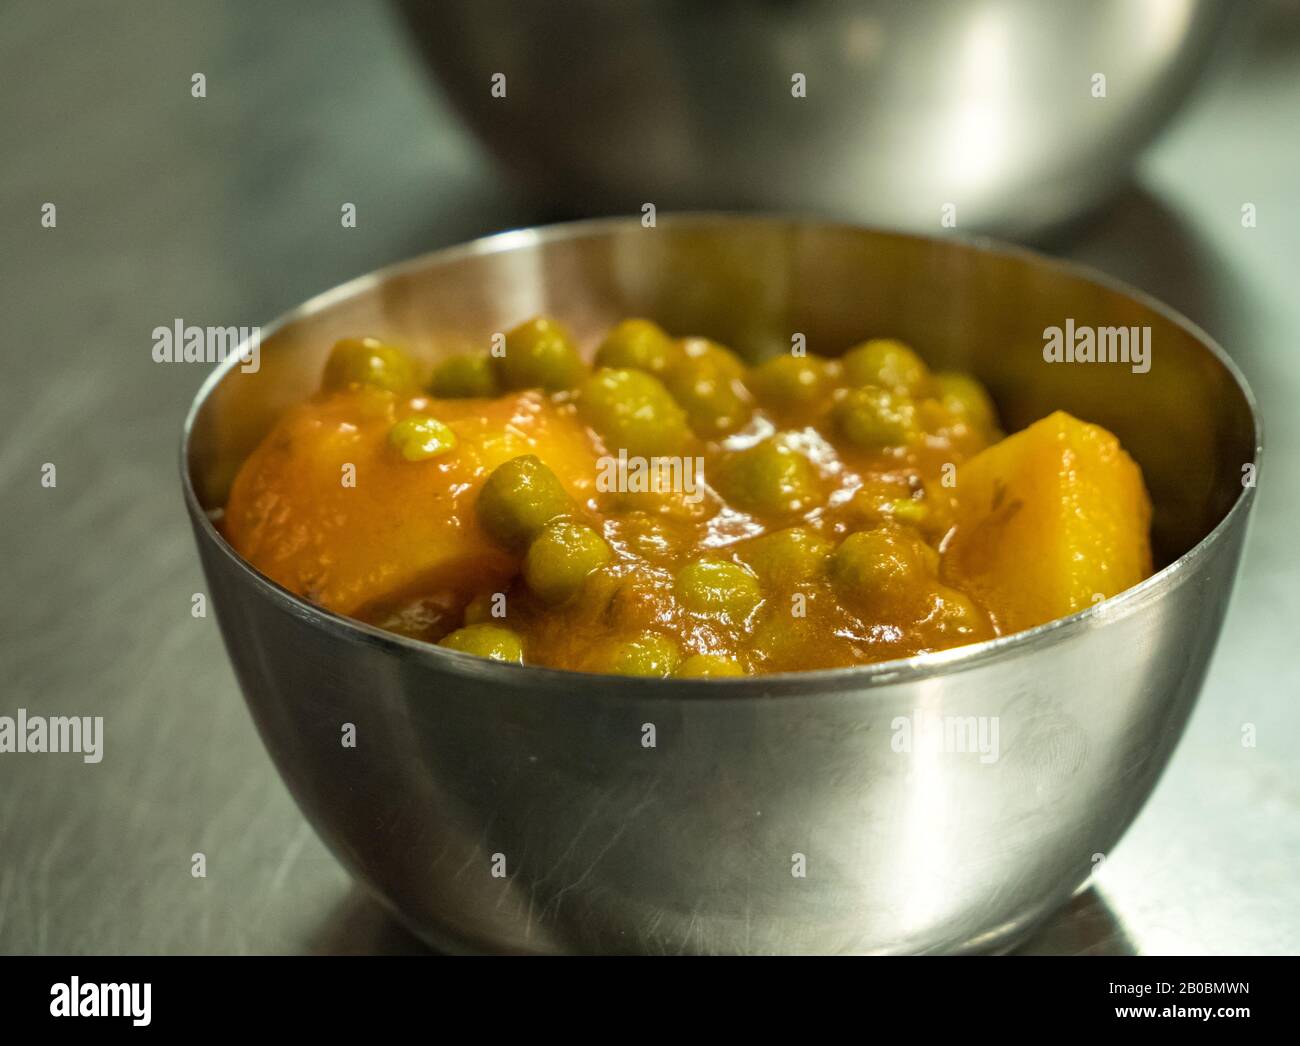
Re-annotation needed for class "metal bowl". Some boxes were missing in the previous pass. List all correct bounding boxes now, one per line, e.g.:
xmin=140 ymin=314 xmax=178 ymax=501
xmin=396 ymin=0 xmax=1232 ymax=237
xmin=182 ymin=216 xmax=1259 ymax=954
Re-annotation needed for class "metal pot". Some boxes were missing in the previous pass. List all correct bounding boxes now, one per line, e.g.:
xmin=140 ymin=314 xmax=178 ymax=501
xmin=395 ymin=0 xmax=1233 ymax=236
xmin=182 ymin=216 xmax=1259 ymax=953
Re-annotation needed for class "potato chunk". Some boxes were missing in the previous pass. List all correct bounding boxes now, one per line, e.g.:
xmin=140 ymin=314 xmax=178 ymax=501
xmin=223 ymin=390 xmax=599 ymax=616
xmin=943 ymin=411 xmax=1152 ymax=634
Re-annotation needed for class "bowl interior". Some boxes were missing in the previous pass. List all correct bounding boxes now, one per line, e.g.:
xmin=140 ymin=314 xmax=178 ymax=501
xmin=186 ymin=217 xmax=1257 ymax=569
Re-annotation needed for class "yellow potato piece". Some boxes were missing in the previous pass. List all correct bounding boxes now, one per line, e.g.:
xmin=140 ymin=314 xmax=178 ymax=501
xmin=224 ymin=389 xmax=599 ymax=616
xmin=943 ymin=411 xmax=1152 ymax=634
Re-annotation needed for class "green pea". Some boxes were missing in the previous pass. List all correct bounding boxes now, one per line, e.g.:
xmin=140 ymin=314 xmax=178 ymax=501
xmin=933 ymin=371 xmax=998 ymax=431
xmin=664 ymin=338 xmax=753 ymax=437
xmin=495 ymin=316 xmax=587 ymax=392
xmin=594 ymin=318 xmax=682 ymax=376
xmin=523 ymin=520 xmax=614 ymax=604
xmin=597 ymin=633 xmax=680 ymax=677
xmin=477 ymin=455 xmax=575 ymax=550
xmin=674 ymin=558 xmax=763 ymax=620
xmin=430 ymin=353 xmax=499 ymax=398
xmin=737 ymin=526 xmax=834 ymax=586
xmin=833 ymin=386 xmax=920 ymax=449
xmin=750 ymin=613 xmax=820 ymax=672
xmin=439 ymin=623 xmax=524 ymax=663
xmin=388 ymin=414 xmax=458 ymax=462
xmin=577 ymin=367 xmax=692 ymax=458
xmin=932 ymin=585 xmax=990 ymax=638
xmin=830 ymin=528 xmax=933 ymax=609
xmin=749 ymin=354 xmax=832 ymax=410
xmin=675 ymin=653 xmax=746 ymax=678
xmin=842 ymin=339 xmax=929 ymax=394
xmin=463 ymin=591 xmax=505 ymax=625
xmin=322 ymin=338 xmax=418 ymax=393
xmin=885 ymin=497 xmax=930 ymax=527
xmin=715 ymin=439 xmax=820 ymax=515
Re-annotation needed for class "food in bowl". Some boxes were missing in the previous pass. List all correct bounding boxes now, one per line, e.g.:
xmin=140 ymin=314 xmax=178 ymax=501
xmin=222 ymin=316 xmax=1152 ymax=676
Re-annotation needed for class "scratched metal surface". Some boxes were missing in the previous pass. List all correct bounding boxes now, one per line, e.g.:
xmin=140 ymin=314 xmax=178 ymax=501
xmin=0 ymin=1 xmax=1296 ymax=955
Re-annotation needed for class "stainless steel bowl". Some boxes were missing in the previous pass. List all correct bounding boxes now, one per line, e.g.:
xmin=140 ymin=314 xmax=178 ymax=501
xmin=182 ymin=216 xmax=1259 ymax=954
xmin=396 ymin=0 xmax=1232 ymax=237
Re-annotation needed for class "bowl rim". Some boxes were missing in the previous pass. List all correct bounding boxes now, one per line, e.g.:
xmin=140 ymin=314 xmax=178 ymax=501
xmin=180 ymin=213 xmax=1263 ymax=698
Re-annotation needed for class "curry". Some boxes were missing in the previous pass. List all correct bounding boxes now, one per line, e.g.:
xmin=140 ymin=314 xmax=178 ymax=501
xmin=223 ymin=317 xmax=1152 ymax=676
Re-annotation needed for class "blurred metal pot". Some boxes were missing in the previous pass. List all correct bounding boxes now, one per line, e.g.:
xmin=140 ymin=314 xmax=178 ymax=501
xmin=395 ymin=0 xmax=1232 ymax=237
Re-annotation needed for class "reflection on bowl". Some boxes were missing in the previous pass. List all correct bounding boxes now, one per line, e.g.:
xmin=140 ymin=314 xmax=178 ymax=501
xmin=183 ymin=216 xmax=1258 ymax=953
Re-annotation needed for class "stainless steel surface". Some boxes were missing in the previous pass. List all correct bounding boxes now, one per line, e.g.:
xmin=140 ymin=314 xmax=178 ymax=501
xmin=398 ymin=0 xmax=1232 ymax=237
xmin=183 ymin=217 xmax=1257 ymax=954
xmin=1 ymin=0 xmax=1297 ymax=956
